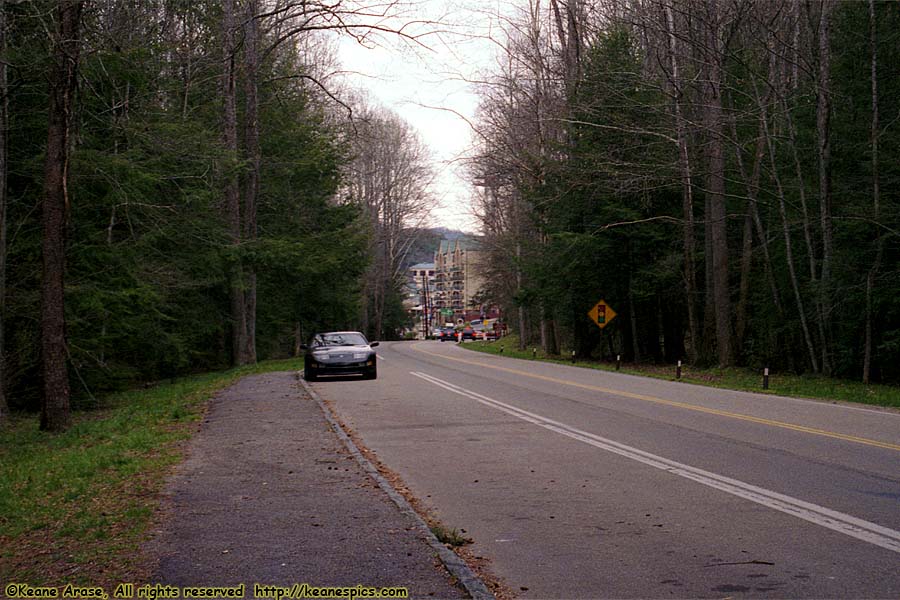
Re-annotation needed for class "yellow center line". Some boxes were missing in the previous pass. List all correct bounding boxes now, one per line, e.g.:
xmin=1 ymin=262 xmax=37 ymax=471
xmin=411 ymin=344 xmax=900 ymax=452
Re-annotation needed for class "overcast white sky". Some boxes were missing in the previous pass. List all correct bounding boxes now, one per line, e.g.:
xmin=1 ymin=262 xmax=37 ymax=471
xmin=336 ymin=1 xmax=508 ymax=234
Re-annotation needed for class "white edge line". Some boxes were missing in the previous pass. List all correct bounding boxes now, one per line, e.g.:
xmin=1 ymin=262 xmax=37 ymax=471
xmin=410 ymin=371 xmax=900 ymax=554
xmin=300 ymin=374 xmax=495 ymax=600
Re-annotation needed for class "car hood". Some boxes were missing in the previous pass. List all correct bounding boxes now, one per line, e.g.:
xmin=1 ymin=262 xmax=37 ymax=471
xmin=311 ymin=345 xmax=372 ymax=355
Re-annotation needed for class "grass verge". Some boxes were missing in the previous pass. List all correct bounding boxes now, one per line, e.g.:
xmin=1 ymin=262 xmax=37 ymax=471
xmin=462 ymin=335 xmax=900 ymax=409
xmin=0 ymin=358 xmax=302 ymax=589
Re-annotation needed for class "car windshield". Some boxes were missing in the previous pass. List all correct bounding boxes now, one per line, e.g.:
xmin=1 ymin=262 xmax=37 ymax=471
xmin=313 ymin=332 xmax=368 ymax=347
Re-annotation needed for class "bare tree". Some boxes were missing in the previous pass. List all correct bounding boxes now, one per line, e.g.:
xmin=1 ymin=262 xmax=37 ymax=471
xmin=472 ymin=168 xmax=531 ymax=350
xmin=700 ymin=0 xmax=733 ymax=367
xmin=814 ymin=0 xmax=833 ymax=375
xmin=753 ymin=72 xmax=820 ymax=373
xmin=345 ymin=105 xmax=435 ymax=339
xmin=41 ymin=0 xmax=84 ymax=432
xmin=662 ymin=1 xmax=699 ymax=363
xmin=242 ymin=0 xmax=261 ymax=364
xmin=221 ymin=0 xmax=250 ymax=366
xmin=470 ymin=0 xmax=576 ymax=354
xmin=217 ymin=0 xmax=437 ymax=360
xmin=550 ymin=0 xmax=584 ymax=98
xmin=863 ymin=0 xmax=882 ymax=384
xmin=0 ymin=0 xmax=8 ymax=422
xmin=729 ymin=102 xmax=785 ymax=353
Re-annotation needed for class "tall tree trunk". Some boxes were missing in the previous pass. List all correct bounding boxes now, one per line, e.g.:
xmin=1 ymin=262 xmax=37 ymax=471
xmin=863 ymin=0 xmax=882 ymax=384
xmin=242 ymin=0 xmax=260 ymax=364
xmin=550 ymin=0 xmax=582 ymax=100
xmin=702 ymin=189 xmax=715 ymax=361
xmin=360 ymin=278 xmax=370 ymax=335
xmin=730 ymin=113 xmax=768 ymax=352
xmin=816 ymin=0 xmax=833 ymax=375
xmin=0 ymin=0 xmax=9 ymax=425
xmin=294 ymin=322 xmax=303 ymax=357
xmin=792 ymin=0 xmax=801 ymax=90
xmin=540 ymin=304 xmax=558 ymax=355
xmin=375 ymin=242 xmax=387 ymax=338
xmin=664 ymin=2 xmax=698 ymax=363
xmin=703 ymin=1 xmax=732 ymax=367
xmin=735 ymin=208 xmax=752 ymax=352
xmin=0 ymin=0 xmax=8 ymax=422
xmin=761 ymin=102 xmax=820 ymax=373
xmin=782 ymin=101 xmax=830 ymax=370
xmin=41 ymin=0 xmax=83 ymax=432
xmin=628 ymin=273 xmax=641 ymax=363
xmin=516 ymin=240 xmax=527 ymax=350
xmin=222 ymin=0 xmax=247 ymax=366
xmin=783 ymin=106 xmax=817 ymax=283
xmin=750 ymin=192 xmax=783 ymax=319
xmin=512 ymin=187 xmax=527 ymax=350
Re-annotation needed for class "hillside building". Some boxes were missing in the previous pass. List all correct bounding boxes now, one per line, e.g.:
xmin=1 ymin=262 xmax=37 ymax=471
xmin=433 ymin=238 xmax=486 ymax=322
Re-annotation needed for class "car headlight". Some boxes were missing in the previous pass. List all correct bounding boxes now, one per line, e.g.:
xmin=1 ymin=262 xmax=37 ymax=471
xmin=353 ymin=353 xmax=368 ymax=360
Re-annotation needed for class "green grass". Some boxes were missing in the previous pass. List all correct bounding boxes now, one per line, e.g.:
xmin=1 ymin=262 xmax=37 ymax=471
xmin=0 ymin=357 xmax=302 ymax=587
xmin=463 ymin=334 xmax=900 ymax=409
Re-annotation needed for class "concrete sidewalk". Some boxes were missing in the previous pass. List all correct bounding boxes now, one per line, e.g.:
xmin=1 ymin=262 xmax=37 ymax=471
xmin=146 ymin=371 xmax=479 ymax=599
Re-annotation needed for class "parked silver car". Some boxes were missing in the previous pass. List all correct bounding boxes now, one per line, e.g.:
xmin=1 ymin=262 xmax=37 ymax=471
xmin=302 ymin=331 xmax=378 ymax=381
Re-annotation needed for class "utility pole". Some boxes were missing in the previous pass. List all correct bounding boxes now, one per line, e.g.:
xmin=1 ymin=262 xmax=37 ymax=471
xmin=421 ymin=272 xmax=429 ymax=339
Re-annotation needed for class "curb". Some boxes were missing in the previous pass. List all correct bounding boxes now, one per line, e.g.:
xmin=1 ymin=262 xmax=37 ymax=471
xmin=298 ymin=374 xmax=495 ymax=600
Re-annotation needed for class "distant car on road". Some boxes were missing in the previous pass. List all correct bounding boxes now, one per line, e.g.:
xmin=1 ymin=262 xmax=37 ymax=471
xmin=461 ymin=325 xmax=475 ymax=340
xmin=480 ymin=327 xmax=499 ymax=341
xmin=437 ymin=327 xmax=456 ymax=342
xmin=302 ymin=331 xmax=378 ymax=381
xmin=470 ymin=320 xmax=490 ymax=340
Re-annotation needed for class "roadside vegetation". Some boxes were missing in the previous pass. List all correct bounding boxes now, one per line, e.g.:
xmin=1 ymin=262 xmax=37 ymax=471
xmin=0 ymin=358 xmax=301 ymax=588
xmin=463 ymin=335 xmax=900 ymax=410
xmin=467 ymin=1 xmax=900 ymax=388
xmin=0 ymin=3 xmax=433 ymax=432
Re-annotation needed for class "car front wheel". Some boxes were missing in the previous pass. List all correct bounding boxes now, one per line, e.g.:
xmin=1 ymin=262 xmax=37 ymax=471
xmin=304 ymin=369 xmax=317 ymax=382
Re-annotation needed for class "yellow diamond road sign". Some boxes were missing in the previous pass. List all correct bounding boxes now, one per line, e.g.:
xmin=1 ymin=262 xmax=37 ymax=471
xmin=588 ymin=299 xmax=617 ymax=329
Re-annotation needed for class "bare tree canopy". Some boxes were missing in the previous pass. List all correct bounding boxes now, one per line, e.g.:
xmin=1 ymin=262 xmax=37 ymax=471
xmin=466 ymin=0 xmax=900 ymax=377
xmin=344 ymin=103 xmax=437 ymax=339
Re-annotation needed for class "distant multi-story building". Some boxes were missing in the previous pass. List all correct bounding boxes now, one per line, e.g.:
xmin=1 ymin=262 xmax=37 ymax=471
xmin=407 ymin=262 xmax=435 ymax=310
xmin=409 ymin=263 xmax=435 ymax=282
xmin=433 ymin=238 xmax=485 ymax=322
xmin=406 ymin=263 xmax=436 ymax=337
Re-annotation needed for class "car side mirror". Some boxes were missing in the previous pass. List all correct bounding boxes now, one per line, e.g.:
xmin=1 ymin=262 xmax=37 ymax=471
xmin=299 ymin=344 xmax=308 ymax=351
xmin=370 ymin=341 xmax=380 ymax=347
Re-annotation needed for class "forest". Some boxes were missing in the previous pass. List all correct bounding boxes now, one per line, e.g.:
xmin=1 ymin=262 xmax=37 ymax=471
xmin=468 ymin=0 xmax=899 ymax=383
xmin=1 ymin=0 xmax=898 ymax=431
xmin=0 ymin=0 xmax=435 ymax=428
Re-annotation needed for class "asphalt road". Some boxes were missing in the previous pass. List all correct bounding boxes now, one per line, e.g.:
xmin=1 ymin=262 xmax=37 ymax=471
xmin=309 ymin=341 xmax=900 ymax=599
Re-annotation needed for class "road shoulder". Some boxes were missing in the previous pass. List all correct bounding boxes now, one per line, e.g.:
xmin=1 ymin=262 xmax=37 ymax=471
xmin=144 ymin=371 xmax=470 ymax=598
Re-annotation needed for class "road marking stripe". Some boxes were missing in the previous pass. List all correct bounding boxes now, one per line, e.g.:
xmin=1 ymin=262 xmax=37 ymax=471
xmin=411 ymin=345 xmax=900 ymax=452
xmin=411 ymin=371 xmax=900 ymax=554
